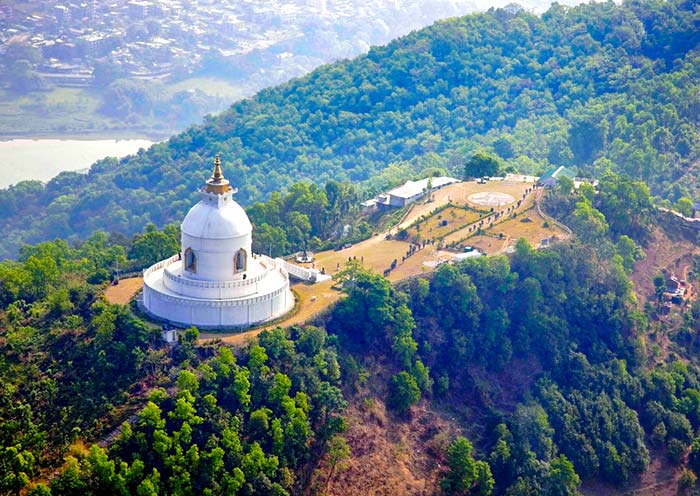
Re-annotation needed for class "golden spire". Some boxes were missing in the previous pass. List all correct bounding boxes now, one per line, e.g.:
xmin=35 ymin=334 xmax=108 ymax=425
xmin=212 ymin=154 xmax=224 ymax=181
xmin=205 ymin=154 xmax=231 ymax=194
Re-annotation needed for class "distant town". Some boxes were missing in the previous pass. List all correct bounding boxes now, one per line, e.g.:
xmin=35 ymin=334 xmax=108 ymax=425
xmin=0 ymin=0 xmax=486 ymax=92
xmin=3 ymin=0 xmax=514 ymax=136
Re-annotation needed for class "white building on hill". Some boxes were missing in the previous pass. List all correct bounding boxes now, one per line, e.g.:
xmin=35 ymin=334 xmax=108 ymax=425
xmin=368 ymin=176 xmax=460 ymax=209
xmin=142 ymin=156 xmax=294 ymax=329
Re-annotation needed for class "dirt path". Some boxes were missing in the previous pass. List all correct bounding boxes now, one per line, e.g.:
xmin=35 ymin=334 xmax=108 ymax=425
xmin=397 ymin=180 xmax=532 ymax=230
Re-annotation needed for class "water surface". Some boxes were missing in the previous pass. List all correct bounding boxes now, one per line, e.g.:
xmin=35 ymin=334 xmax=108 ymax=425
xmin=0 ymin=138 xmax=154 ymax=189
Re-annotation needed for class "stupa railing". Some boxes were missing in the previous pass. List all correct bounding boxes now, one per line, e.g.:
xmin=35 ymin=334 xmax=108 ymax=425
xmin=143 ymin=254 xmax=181 ymax=278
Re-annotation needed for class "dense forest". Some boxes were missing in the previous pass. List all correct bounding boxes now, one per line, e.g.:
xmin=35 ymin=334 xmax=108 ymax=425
xmin=0 ymin=223 xmax=349 ymax=496
xmin=2 ymin=0 xmax=700 ymax=258
xmin=7 ymin=171 xmax=700 ymax=494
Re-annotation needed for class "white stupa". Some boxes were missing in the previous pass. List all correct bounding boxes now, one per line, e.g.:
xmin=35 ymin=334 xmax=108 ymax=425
xmin=142 ymin=155 xmax=294 ymax=329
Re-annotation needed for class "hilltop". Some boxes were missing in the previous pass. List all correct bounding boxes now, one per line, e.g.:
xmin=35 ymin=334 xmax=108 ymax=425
xmin=4 ymin=161 xmax=700 ymax=494
xmin=1 ymin=0 xmax=699 ymax=260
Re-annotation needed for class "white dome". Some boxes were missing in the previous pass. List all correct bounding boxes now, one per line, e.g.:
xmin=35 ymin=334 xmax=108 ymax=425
xmin=181 ymin=198 xmax=252 ymax=239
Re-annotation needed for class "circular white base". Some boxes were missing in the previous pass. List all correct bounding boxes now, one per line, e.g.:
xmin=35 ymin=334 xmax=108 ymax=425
xmin=142 ymin=255 xmax=294 ymax=329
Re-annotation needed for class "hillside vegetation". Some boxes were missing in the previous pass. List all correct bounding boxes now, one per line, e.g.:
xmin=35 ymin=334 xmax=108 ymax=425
xmin=2 ymin=0 xmax=700 ymax=259
xmin=9 ymin=174 xmax=700 ymax=495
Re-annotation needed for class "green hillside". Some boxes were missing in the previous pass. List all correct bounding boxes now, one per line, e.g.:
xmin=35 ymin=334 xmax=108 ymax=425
xmin=1 ymin=0 xmax=699 ymax=259
xmin=9 ymin=174 xmax=700 ymax=495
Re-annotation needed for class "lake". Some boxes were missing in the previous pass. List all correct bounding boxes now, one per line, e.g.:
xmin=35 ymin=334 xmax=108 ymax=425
xmin=0 ymin=138 xmax=155 ymax=189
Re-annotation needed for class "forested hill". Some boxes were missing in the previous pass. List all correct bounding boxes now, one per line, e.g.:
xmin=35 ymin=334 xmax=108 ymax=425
xmin=2 ymin=0 xmax=700 ymax=258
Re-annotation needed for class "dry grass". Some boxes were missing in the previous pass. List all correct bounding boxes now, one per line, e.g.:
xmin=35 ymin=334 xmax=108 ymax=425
xmin=486 ymin=212 xmax=566 ymax=248
xmin=630 ymin=226 xmax=700 ymax=307
xmin=310 ymin=393 xmax=457 ymax=496
xmin=104 ymin=277 xmax=143 ymax=305
xmin=455 ymin=234 xmax=507 ymax=256
xmin=581 ymin=451 xmax=680 ymax=496
xmin=406 ymin=206 xmax=482 ymax=240
xmin=203 ymin=280 xmax=341 ymax=346
xmin=312 ymin=237 xmax=415 ymax=278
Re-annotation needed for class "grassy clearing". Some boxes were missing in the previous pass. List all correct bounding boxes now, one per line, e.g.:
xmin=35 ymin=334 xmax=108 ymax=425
xmin=398 ymin=180 xmax=532 ymax=229
xmin=104 ymin=277 xmax=144 ymax=305
xmin=0 ymin=86 xmax=120 ymax=136
xmin=488 ymin=213 xmax=565 ymax=245
xmin=406 ymin=206 xmax=482 ymax=241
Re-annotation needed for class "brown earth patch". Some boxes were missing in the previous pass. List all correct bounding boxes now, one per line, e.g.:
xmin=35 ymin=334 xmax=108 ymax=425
xmin=103 ymin=277 xmax=143 ymax=305
xmin=581 ymin=451 xmax=680 ymax=496
xmin=630 ymin=226 xmax=700 ymax=308
xmin=312 ymin=398 xmax=458 ymax=496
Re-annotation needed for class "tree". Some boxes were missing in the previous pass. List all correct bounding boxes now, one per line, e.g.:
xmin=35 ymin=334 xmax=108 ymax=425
xmin=667 ymin=438 xmax=687 ymax=465
xmin=0 ymin=445 xmax=36 ymax=495
xmin=556 ymin=176 xmax=574 ymax=195
xmin=331 ymin=261 xmax=395 ymax=348
xmin=325 ymin=435 xmax=350 ymax=493
xmin=27 ymin=484 xmax=52 ymax=496
xmin=129 ymin=223 xmax=179 ymax=268
xmin=441 ymin=437 xmax=493 ymax=495
xmin=653 ymin=273 xmax=666 ymax=302
xmin=464 ymin=152 xmax=502 ymax=179
xmin=595 ymin=171 xmax=653 ymax=241
xmin=387 ymin=372 xmax=420 ymax=416
xmin=688 ymin=438 xmax=700 ymax=473
xmin=615 ymin=235 xmax=642 ymax=273
xmin=675 ymin=197 xmax=694 ymax=217
xmin=679 ymin=469 xmax=697 ymax=493
xmin=183 ymin=326 xmax=199 ymax=343
xmin=93 ymin=59 xmax=127 ymax=87
xmin=570 ymin=200 xmax=608 ymax=243
xmin=543 ymin=455 xmax=580 ymax=496
xmin=7 ymin=60 xmax=45 ymax=92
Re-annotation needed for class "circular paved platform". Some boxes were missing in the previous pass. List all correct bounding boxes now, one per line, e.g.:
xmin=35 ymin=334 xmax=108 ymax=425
xmin=468 ymin=192 xmax=515 ymax=207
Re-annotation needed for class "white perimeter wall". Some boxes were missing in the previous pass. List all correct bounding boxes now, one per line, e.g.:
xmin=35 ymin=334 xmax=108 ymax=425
xmin=143 ymin=280 xmax=293 ymax=329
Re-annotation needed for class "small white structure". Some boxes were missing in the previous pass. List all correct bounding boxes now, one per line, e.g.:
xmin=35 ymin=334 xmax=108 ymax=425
xmin=161 ymin=328 xmax=178 ymax=344
xmin=452 ymin=251 xmax=483 ymax=262
xmin=142 ymin=156 xmax=294 ymax=329
xmin=370 ymin=176 xmax=460 ymax=208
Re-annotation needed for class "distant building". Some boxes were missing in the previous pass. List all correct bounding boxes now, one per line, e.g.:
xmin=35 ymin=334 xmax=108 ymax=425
xmin=128 ymin=0 xmax=152 ymax=18
xmin=538 ymin=166 xmax=577 ymax=188
xmin=504 ymin=173 xmax=539 ymax=183
xmin=79 ymin=32 xmax=121 ymax=58
xmin=369 ymin=176 xmax=460 ymax=208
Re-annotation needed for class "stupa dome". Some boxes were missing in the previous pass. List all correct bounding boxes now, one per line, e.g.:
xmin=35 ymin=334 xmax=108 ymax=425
xmin=181 ymin=199 xmax=252 ymax=239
